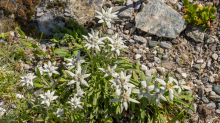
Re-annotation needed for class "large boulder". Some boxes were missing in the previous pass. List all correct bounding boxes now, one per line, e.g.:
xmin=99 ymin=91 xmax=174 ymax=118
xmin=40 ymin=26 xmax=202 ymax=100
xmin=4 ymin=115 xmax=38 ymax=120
xmin=135 ymin=0 xmax=187 ymax=38
xmin=0 ymin=0 xmax=104 ymax=37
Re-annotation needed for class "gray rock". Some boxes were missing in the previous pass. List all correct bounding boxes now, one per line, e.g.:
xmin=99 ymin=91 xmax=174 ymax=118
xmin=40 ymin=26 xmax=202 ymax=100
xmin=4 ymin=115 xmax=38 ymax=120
xmin=135 ymin=0 xmax=187 ymax=38
xmin=39 ymin=44 xmax=47 ymax=52
xmin=147 ymin=62 xmax=154 ymax=68
xmin=196 ymin=59 xmax=204 ymax=64
xmin=133 ymin=35 xmax=147 ymax=43
xmin=216 ymin=109 xmax=220 ymax=114
xmin=129 ymin=39 xmax=135 ymax=43
xmin=148 ymin=40 xmax=158 ymax=47
xmin=209 ymin=76 xmax=215 ymax=83
xmin=218 ymin=103 xmax=220 ymax=109
xmin=206 ymin=103 xmax=216 ymax=110
xmin=135 ymin=54 xmax=141 ymax=59
xmin=193 ymin=64 xmax=200 ymax=70
xmin=161 ymin=54 xmax=168 ymax=60
xmin=210 ymin=95 xmax=220 ymax=102
xmin=172 ymin=39 xmax=180 ymax=44
xmin=213 ymin=84 xmax=220 ymax=95
xmin=125 ymin=23 xmax=133 ymax=28
xmin=126 ymin=0 xmax=134 ymax=7
xmin=37 ymin=11 xmax=65 ymax=36
xmin=175 ymin=56 xmax=180 ymax=64
xmin=0 ymin=39 xmax=6 ymax=44
xmin=198 ymin=85 xmax=204 ymax=97
xmin=211 ymin=45 xmax=216 ymax=51
xmin=210 ymin=91 xmax=217 ymax=96
xmin=159 ymin=42 xmax=172 ymax=49
xmin=177 ymin=3 xmax=182 ymax=11
xmin=186 ymin=27 xmax=204 ymax=43
xmin=212 ymin=53 xmax=218 ymax=60
xmin=202 ymin=77 xmax=209 ymax=83
xmin=106 ymin=29 xmax=114 ymax=34
xmin=154 ymin=57 xmax=160 ymax=63
xmin=112 ymin=6 xmax=134 ymax=20
xmin=202 ymin=97 xmax=209 ymax=104
xmin=134 ymin=0 xmax=141 ymax=10
xmin=207 ymin=37 xmax=215 ymax=43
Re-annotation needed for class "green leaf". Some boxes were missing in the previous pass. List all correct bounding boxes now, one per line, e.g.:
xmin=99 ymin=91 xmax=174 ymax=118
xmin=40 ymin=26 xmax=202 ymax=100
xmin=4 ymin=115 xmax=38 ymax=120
xmin=54 ymin=49 xmax=68 ymax=57
xmin=42 ymin=77 xmax=52 ymax=88
xmin=53 ymin=34 xmax=59 ymax=41
xmin=73 ymin=42 xmax=82 ymax=48
xmin=168 ymin=110 xmax=184 ymax=123
xmin=210 ymin=15 xmax=217 ymax=20
xmin=32 ymin=51 xmax=45 ymax=55
xmin=201 ymin=12 xmax=209 ymax=23
xmin=130 ymin=79 xmax=140 ymax=87
xmin=33 ymin=82 xmax=44 ymax=88
xmin=17 ymin=29 xmax=25 ymax=38
xmin=173 ymin=99 xmax=195 ymax=112
xmin=58 ymin=78 xmax=68 ymax=82
xmin=183 ymin=0 xmax=189 ymax=8
xmin=133 ymin=71 xmax=138 ymax=81
xmin=210 ymin=7 xmax=216 ymax=15
xmin=55 ymin=25 xmax=61 ymax=33
xmin=36 ymin=67 xmax=41 ymax=79
xmin=192 ymin=4 xmax=198 ymax=11
xmin=51 ymin=46 xmax=55 ymax=55
xmin=20 ymin=40 xmax=35 ymax=49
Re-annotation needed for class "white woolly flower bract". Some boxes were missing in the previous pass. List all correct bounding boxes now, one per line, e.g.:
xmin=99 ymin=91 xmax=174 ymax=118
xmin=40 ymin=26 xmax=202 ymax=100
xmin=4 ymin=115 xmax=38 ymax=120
xmin=107 ymin=34 xmax=128 ymax=56
xmin=43 ymin=61 xmax=60 ymax=77
xmin=99 ymin=64 xmax=118 ymax=78
xmin=109 ymin=88 xmax=139 ymax=112
xmin=166 ymin=77 xmax=179 ymax=101
xmin=65 ymin=51 xmax=85 ymax=69
xmin=20 ymin=73 xmax=37 ymax=87
xmin=132 ymin=79 xmax=154 ymax=101
xmin=56 ymin=108 xmax=64 ymax=117
xmin=152 ymin=84 xmax=167 ymax=106
xmin=95 ymin=7 xmax=119 ymax=28
xmin=68 ymin=95 xmax=83 ymax=109
xmin=82 ymin=29 xmax=107 ymax=51
xmin=65 ymin=66 xmax=90 ymax=87
xmin=39 ymin=90 xmax=58 ymax=107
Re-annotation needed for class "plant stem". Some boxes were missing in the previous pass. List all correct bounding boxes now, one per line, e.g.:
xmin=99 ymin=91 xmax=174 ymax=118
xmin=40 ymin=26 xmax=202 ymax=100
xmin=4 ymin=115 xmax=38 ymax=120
xmin=91 ymin=48 xmax=94 ymax=73
xmin=46 ymin=106 xmax=49 ymax=118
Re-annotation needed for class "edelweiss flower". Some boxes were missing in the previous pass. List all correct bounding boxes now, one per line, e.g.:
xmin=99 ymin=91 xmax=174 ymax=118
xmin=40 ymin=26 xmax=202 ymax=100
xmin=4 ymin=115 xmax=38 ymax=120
xmin=35 ymin=65 xmax=44 ymax=75
xmin=39 ymin=90 xmax=58 ymax=107
xmin=65 ymin=51 xmax=85 ymax=69
xmin=56 ymin=108 xmax=64 ymax=117
xmin=177 ymin=79 xmax=191 ymax=94
xmin=0 ymin=107 xmax=6 ymax=117
xmin=99 ymin=64 xmax=118 ymax=78
xmin=107 ymin=34 xmax=128 ymax=56
xmin=16 ymin=94 xmax=25 ymax=99
xmin=132 ymin=80 xmax=154 ymax=101
xmin=95 ymin=7 xmax=118 ymax=28
xmin=20 ymin=73 xmax=37 ymax=87
xmin=109 ymin=71 xmax=135 ymax=91
xmin=152 ymin=84 xmax=167 ymax=106
xmin=43 ymin=61 xmax=60 ymax=77
xmin=76 ymin=87 xmax=85 ymax=97
xmin=82 ymin=29 xmax=107 ymax=51
xmin=68 ymin=95 xmax=83 ymax=109
xmin=166 ymin=77 xmax=179 ymax=101
xmin=109 ymin=88 xmax=139 ymax=112
xmin=65 ymin=66 xmax=90 ymax=87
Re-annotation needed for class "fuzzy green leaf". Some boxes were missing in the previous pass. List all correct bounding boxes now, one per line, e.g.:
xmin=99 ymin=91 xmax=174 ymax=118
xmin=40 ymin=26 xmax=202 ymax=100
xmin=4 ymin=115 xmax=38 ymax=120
xmin=201 ymin=12 xmax=209 ymax=23
xmin=210 ymin=15 xmax=217 ymax=20
xmin=33 ymin=82 xmax=45 ymax=88
xmin=183 ymin=0 xmax=189 ymax=8
xmin=17 ymin=29 xmax=25 ymax=38
xmin=210 ymin=7 xmax=216 ymax=15
xmin=54 ymin=49 xmax=68 ymax=57
xmin=20 ymin=40 xmax=36 ymax=49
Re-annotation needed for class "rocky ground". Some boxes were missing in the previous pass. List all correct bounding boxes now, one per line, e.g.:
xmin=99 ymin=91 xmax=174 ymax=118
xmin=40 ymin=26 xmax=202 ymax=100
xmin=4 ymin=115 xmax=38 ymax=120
xmin=1 ymin=0 xmax=220 ymax=122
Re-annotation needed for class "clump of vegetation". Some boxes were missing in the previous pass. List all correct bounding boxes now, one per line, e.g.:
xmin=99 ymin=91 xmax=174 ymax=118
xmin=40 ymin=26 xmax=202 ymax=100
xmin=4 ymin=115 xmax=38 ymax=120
xmin=183 ymin=0 xmax=217 ymax=28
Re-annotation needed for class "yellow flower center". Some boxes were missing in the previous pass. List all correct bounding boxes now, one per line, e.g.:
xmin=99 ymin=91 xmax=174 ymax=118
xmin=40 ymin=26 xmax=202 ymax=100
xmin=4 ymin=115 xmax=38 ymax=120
xmin=167 ymin=83 xmax=173 ymax=89
xmin=142 ymin=87 xmax=147 ymax=93
xmin=92 ymin=38 xmax=98 ymax=44
xmin=104 ymin=14 xmax=109 ymax=18
xmin=108 ymin=69 xmax=111 ymax=72
xmin=120 ymin=93 xmax=129 ymax=102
